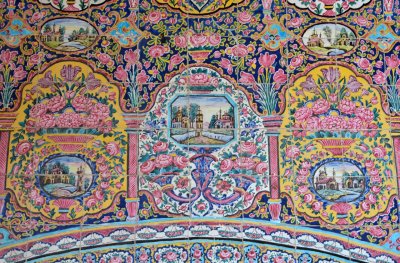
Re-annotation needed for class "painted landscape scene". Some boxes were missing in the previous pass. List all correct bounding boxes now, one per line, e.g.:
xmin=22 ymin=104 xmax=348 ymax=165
xmin=38 ymin=156 xmax=94 ymax=198
xmin=170 ymin=96 xmax=236 ymax=146
xmin=303 ymin=24 xmax=356 ymax=56
xmin=313 ymin=161 xmax=365 ymax=202
xmin=40 ymin=18 xmax=97 ymax=52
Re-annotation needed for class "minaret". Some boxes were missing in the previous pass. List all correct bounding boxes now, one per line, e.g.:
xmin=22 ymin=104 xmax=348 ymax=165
xmin=219 ymin=108 xmax=222 ymax=119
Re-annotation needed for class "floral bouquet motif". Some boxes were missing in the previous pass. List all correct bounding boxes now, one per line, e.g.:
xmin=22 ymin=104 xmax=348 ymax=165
xmin=26 ymin=65 xmax=116 ymax=136
xmin=291 ymin=67 xmax=378 ymax=155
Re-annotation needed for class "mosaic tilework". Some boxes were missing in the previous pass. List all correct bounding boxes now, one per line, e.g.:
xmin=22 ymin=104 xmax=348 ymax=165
xmin=0 ymin=0 xmax=399 ymax=262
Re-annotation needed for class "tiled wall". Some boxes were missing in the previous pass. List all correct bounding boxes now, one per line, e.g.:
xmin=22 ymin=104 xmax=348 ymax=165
xmin=0 ymin=0 xmax=399 ymax=262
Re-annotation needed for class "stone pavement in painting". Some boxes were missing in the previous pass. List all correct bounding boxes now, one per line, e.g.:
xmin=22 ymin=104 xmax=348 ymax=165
xmin=0 ymin=0 xmax=399 ymax=262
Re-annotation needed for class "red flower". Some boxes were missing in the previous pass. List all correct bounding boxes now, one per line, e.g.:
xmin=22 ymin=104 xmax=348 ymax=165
xmin=148 ymin=45 xmax=169 ymax=58
xmin=16 ymin=140 xmax=32 ymax=155
xmin=259 ymin=52 xmax=277 ymax=68
xmin=385 ymin=54 xmax=400 ymax=69
xmin=273 ymin=69 xmax=287 ymax=84
xmin=331 ymin=203 xmax=352 ymax=214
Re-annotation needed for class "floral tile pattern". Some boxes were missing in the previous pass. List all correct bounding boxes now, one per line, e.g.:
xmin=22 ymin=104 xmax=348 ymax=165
xmin=0 ymin=0 xmax=399 ymax=262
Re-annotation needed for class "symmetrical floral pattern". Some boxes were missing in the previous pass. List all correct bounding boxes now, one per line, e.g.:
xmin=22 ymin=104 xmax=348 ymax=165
xmin=0 ymin=0 xmax=399 ymax=262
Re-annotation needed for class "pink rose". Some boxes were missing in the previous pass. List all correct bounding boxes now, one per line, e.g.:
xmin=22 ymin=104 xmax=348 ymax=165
xmin=364 ymin=123 xmax=378 ymax=137
xmin=303 ymin=193 xmax=313 ymax=203
xmin=298 ymin=185 xmax=308 ymax=194
xmin=220 ymin=159 xmax=234 ymax=172
xmin=364 ymin=159 xmax=374 ymax=169
xmin=355 ymin=16 xmax=369 ymax=26
xmin=347 ymin=117 xmax=364 ymax=132
xmin=189 ymin=33 xmax=208 ymax=47
xmin=174 ymin=36 xmax=187 ymax=48
xmin=288 ymin=17 xmax=304 ymax=27
xmin=312 ymin=201 xmax=322 ymax=211
xmin=140 ymin=160 xmax=156 ymax=174
xmin=372 ymin=145 xmax=386 ymax=158
xmin=371 ymin=185 xmax=380 ymax=193
xmin=369 ymin=226 xmax=385 ymax=238
xmin=321 ymin=116 xmax=346 ymax=130
xmin=286 ymin=145 xmax=300 ymax=159
xmin=301 ymin=161 xmax=311 ymax=169
xmin=373 ymin=70 xmax=386 ymax=85
xmin=338 ymin=99 xmax=356 ymax=115
xmin=227 ymin=44 xmax=253 ymax=57
xmin=95 ymin=190 xmax=104 ymax=200
xmin=153 ymin=141 xmax=169 ymax=152
xmin=273 ymin=69 xmax=287 ymax=84
xmin=385 ymin=54 xmax=400 ymax=69
xmin=367 ymin=193 xmax=377 ymax=204
xmin=306 ymin=117 xmax=321 ymax=130
xmin=97 ymin=53 xmax=114 ymax=67
xmin=237 ymin=11 xmax=252 ymax=24
xmin=13 ymin=65 xmax=27 ymax=81
xmin=208 ymin=33 xmax=221 ymax=46
xmin=189 ymin=73 xmax=210 ymax=85
xmin=294 ymin=107 xmax=312 ymax=122
xmin=90 ymin=103 xmax=110 ymax=119
xmin=238 ymin=142 xmax=257 ymax=154
xmin=148 ymin=45 xmax=169 ymax=58
xmin=298 ymin=168 xmax=309 ymax=176
xmin=28 ymin=53 xmax=43 ymax=67
xmin=357 ymin=58 xmax=371 ymax=71
xmin=105 ymin=142 xmax=120 ymax=156
xmin=155 ymin=154 xmax=173 ymax=168
xmin=86 ymin=198 xmax=97 ymax=208
xmin=361 ymin=201 xmax=370 ymax=211
xmin=56 ymin=112 xmax=82 ymax=128
xmin=165 ymin=252 xmax=177 ymax=261
xmin=255 ymin=162 xmax=268 ymax=174
xmin=114 ymin=65 xmax=128 ymax=81
xmin=30 ymin=104 xmax=48 ymax=118
xmin=124 ymin=50 xmax=139 ymax=66
xmin=15 ymin=140 xmax=33 ymax=155
xmin=147 ymin=11 xmax=162 ymax=24
xmin=173 ymin=156 xmax=189 ymax=169
xmin=168 ymin=54 xmax=184 ymax=71
xmin=219 ymin=249 xmax=232 ymax=260
xmin=239 ymin=71 xmax=256 ymax=84
xmin=312 ymin=99 xmax=330 ymax=115
xmin=47 ymin=96 xmax=66 ymax=112
xmin=289 ymin=55 xmax=303 ymax=69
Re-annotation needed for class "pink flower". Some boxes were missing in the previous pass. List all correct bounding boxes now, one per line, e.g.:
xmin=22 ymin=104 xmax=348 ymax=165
xmin=220 ymin=159 xmax=234 ymax=172
xmin=255 ymin=162 xmax=268 ymax=174
xmin=47 ymin=96 xmax=66 ymax=112
xmin=124 ymin=50 xmax=139 ymax=66
xmin=140 ymin=160 xmax=156 ymax=174
xmin=226 ymin=44 xmax=254 ymax=57
xmin=303 ymin=193 xmax=313 ymax=203
xmin=72 ymin=96 xmax=91 ymax=112
xmin=347 ymin=117 xmax=364 ymax=132
xmin=237 ymin=142 xmax=257 ymax=154
xmin=90 ymin=103 xmax=110 ymax=119
xmin=355 ymin=107 xmax=374 ymax=122
xmin=300 ymin=75 xmax=318 ymax=91
xmin=357 ymin=58 xmax=371 ymax=71
xmin=239 ymin=71 xmax=256 ymax=84
xmin=355 ymin=16 xmax=369 ymax=26
xmin=153 ymin=141 xmax=168 ymax=152
xmin=367 ymin=193 xmax=377 ymax=204
xmin=38 ymin=71 xmax=54 ymax=88
xmin=312 ymin=99 xmax=330 ymax=115
xmin=312 ymin=201 xmax=322 ymax=211
xmin=28 ymin=53 xmax=43 ymax=68
xmin=321 ymin=67 xmax=340 ymax=83
xmin=364 ymin=123 xmax=378 ymax=137
xmin=174 ymin=36 xmax=187 ymax=48
xmin=216 ymin=180 xmax=231 ymax=192
xmin=189 ymin=33 xmax=208 ymax=47
xmin=364 ymin=159 xmax=374 ymax=169
xmin=155 ymin=154 xmax=173 ymax=168
xmin=338 ymin=99 xmax=356 ymax=115
xmin=273 ymin=69 xmax=287 ymax=84
xmin=136 ymin=70 xmax=149 ymax=83
xmin=347 ymin=76 xmax=362 ymax=92
xmin=361 ymin=201 xmax=370 ymax=211
xmin=30 ymin=104 xmax=48 ymax=118
xmin=234 ymin=157 xmax=256 ymax=169
xmin=38 ymin=114 xmax=56 ymax=128
xmin=61 ymin=65 xmax=81 ymax=82
xmin=209 ymin=33 xmax=221 ymax=46
xmin=13 ymin=65 xmax=27 ymax=81
xmin=286 ymin=145 xmax=300 ymax=159
xmin=306 ymin=117 xmax=321 ymax=130
xmin=189 ymin=73 xmax=210 ymax=85
xmin=331 ymin=203 xmax=352 ymax=214
xmin=114 ymin=65 xmax=128 ymax=81
xmin=373 ymin=70 xmax=386 ymax=84
xmin=288 ymin=17 xmax=304 ymax=27
xmin=369 ymin=226 xmax=385 ymax=238
xmin=289 ymin=55 xmax=303 ymax=69
xmin=147 ymin=11 xmax=162 ymax=24
xmin=165 ymin=252 xmax=178 ymax=261
xmin=320 ymin=116 xmax=346 ymax=130
xmin=56 ymin=112 xmax=82 ymax=128
xmin=105 ymin=142 xmax=120 ymax=156
xmin=385 ymin=54 xmax=400 ymax=69
xmin=97 ymin=53 xmax=114 ymax=68
xmin=237 ymin=11 xmax=252 ymax=24
xmin=298 ymin=185 xmax=308 ymax=194
xmin=0 ymin=49 xmax=18 ymax=65
xmin=173 ymin=156 xmax=189 ymax=169
xmin=372 ymin=145 xmax=386 ymax=158
xmin=259 ymin=53 xmax=277 ymax=68
xmin=86 ymin=198 xmax=97 ymax=208
xmin=371 ymin=185 xmax=380 ymax=193
xmin=168 ymin=54 xmax=184 ymax=71
xmin=148 ymin=45 xmax=169 ymax=58
xmin=16 ymin=140 xmax=32 ymax=155
xmin=294 ymin=107 xmax=312 ymax=122
xmin=95 ymin=190 xmax=104 ymax=200
xmin=301 ymin=161 xmax=311 ymax=169
xmin=220 ymin=58 xmax=233 ymax=74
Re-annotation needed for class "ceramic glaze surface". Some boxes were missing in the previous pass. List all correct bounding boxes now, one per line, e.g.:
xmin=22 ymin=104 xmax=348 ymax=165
xmin=0 ymin=0 xmax=399 ymax=262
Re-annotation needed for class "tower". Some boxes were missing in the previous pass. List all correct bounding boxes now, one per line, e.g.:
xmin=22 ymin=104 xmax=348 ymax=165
xmin=195 ymin=108 xmax=203 ymax=136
